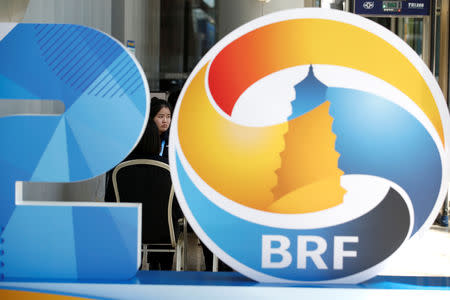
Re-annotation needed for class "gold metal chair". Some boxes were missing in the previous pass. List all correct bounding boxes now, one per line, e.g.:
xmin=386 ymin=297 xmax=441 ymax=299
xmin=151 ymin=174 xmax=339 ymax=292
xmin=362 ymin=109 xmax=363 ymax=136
xmin=112 ymin=159 xmax=184 ymax=270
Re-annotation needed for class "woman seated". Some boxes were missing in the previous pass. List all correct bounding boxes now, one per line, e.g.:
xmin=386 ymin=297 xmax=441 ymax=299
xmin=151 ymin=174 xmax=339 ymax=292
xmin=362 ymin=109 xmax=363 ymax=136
xmin=105 ymin=97 xmax=172 ymax=202
xmin=105 ymin=98 xmax=183 ymax=270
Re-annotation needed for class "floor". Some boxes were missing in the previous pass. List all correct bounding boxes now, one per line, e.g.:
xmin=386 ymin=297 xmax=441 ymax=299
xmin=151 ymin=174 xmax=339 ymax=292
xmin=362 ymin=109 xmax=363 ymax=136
xmin=379 ymin=225 xmax=450 ymax=277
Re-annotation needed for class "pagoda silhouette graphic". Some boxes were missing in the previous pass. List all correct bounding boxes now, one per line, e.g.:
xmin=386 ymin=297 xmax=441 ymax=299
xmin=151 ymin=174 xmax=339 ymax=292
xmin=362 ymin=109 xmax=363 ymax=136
xmin=270 ymin=65 xmax=346 ymax=214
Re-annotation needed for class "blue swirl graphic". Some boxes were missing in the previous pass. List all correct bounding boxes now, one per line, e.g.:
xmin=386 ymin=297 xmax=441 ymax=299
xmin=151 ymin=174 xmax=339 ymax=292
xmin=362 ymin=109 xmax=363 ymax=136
xmin=327 ymin=88 xmax=441 ymax=234
xmin=288 ymin=67 xmax=441 ymax=235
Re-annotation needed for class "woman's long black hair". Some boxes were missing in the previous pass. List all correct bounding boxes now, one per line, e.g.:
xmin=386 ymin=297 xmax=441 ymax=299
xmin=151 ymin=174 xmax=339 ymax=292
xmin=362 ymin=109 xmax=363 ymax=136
xmin=150 ymin=97 xmax=172 ymax=120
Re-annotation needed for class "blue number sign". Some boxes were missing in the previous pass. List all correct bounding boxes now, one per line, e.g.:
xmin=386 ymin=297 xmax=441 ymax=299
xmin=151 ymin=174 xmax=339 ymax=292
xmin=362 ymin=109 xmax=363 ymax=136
xmin=0 ymin=24 xmax=149 ymax=280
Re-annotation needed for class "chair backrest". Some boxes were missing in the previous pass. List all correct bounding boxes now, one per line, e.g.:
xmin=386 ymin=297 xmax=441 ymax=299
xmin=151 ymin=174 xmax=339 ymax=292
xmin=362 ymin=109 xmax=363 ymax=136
xmin=112 ymin=159 xmax=175 ymax=247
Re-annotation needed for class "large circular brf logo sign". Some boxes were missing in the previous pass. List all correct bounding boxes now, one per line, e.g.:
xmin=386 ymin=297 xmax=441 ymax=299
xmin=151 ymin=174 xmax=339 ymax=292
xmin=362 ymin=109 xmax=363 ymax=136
xmin=169 ymin=9 xmax=449 ymax=284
